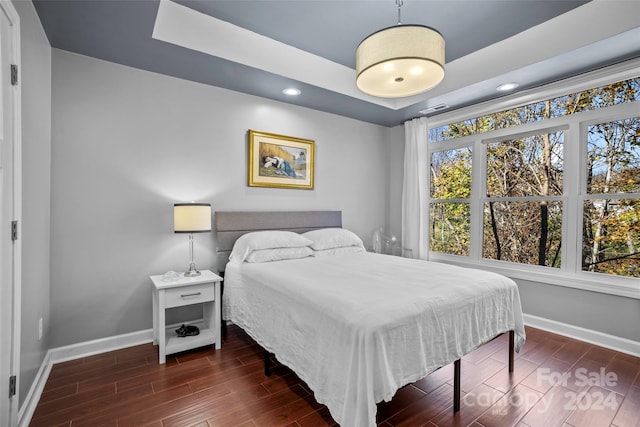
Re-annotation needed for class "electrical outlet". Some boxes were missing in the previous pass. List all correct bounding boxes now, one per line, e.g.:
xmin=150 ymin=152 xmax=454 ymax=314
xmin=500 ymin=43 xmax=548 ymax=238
xmin=38 ymin=317 xmax=43 ymax=340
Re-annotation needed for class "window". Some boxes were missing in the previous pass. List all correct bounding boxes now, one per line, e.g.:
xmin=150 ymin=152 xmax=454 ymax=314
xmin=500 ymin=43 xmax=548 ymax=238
xmin=426 ymin=72 xmax=640 ymax=288
xmin=429 ymin=147 xmax=472 ymax=255
xmin=483 ymin=130 xmax=564 ymax=267
xmin=428 ymin=78 xmax=640 ymax=143
xmin=582 ymin=117 xmax=640 ymax=277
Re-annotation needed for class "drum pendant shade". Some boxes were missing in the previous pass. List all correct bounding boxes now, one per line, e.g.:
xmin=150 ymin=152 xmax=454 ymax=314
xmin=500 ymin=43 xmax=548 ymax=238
xmin=356 ymin=25 xmax=445 ymax=98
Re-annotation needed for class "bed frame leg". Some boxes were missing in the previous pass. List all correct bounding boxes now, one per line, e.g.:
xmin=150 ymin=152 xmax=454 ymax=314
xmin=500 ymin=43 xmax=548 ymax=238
xmin=264 ymin=350 xmax=272 ymax=377
xmin=453 ymin=359 xmax=461 ymax=412
xmin=509 ymin=330 xmax=515 ymax=373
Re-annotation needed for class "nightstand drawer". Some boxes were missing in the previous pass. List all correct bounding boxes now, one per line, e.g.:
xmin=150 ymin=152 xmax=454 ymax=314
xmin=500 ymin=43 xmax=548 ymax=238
xmin=164 ymin=283 xmax=215 ymax=308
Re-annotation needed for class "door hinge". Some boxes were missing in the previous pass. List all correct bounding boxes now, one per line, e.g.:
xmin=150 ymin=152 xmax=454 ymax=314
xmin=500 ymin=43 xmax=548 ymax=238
xmin=10 ymin=64 xmax=18 ymax=86
xmin=9 ymin=375 xmax=16 ymax=397
xmin=11 ymin=220 xmax=18 ymax=241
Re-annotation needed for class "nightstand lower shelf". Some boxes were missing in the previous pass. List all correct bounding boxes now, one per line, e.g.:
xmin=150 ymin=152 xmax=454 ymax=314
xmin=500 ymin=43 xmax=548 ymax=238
xmin=165 ymin=324 xmax=215 ymax=356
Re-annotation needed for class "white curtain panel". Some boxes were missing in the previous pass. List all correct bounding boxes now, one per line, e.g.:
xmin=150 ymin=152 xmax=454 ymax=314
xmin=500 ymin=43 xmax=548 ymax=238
xmin=401 ymin=117 xmax=429 ymax=259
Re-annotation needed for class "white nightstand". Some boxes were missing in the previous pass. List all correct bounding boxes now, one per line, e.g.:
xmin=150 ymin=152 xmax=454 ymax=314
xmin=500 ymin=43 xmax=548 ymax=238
xmin=150 ymin=270 xmax=222 ymax=364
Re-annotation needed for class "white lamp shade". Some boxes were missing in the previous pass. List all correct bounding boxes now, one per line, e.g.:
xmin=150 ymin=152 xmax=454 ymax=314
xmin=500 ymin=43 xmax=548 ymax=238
xmin=356 ymin=25 xmax=445 ymax=98
xmin=174 ymin=203 xmax=212 ymax=233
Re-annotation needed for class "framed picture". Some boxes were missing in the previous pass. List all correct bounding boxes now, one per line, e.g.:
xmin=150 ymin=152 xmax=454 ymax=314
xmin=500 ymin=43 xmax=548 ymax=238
xmin=248 ymin=129 xmax=315 ymax=190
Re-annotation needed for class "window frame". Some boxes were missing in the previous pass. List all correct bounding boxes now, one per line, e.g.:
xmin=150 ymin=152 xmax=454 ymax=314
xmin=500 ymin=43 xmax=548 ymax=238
xmin=425 ymin=61 xmax=640 ymax=299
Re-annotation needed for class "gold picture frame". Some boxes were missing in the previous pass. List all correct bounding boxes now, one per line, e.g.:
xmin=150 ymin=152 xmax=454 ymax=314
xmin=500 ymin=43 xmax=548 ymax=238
xmin=248 ymin=130 xmax=315 ymax=190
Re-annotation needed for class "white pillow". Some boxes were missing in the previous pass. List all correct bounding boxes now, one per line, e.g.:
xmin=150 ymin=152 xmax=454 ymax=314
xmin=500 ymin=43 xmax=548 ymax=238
xmin=246 ymin=247 xmax=313 ymax=263
xmin=303 ymin=228 xmax=365 ymax=251
xmin=312 ymin=246 xmax=365 ymax=257
xmin=229 ymin=230 xmax=313 ymax=263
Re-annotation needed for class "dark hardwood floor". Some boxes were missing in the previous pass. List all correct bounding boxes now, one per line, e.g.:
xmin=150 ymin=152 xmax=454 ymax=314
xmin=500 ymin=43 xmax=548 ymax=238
xmin=30 ymin=325 xmax=640 ymax=427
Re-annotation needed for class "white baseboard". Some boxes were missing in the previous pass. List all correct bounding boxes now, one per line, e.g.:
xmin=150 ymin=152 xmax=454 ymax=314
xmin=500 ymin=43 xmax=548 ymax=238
xmin=523 ymin=313 xmax=640 ymax=357
xmin=17 ymin=351 xmax=51 ymax=427
xmin=17 ymin=329 xmax=154 ymax=427
xmin=49 ymin=328 xmax=154 ymax=364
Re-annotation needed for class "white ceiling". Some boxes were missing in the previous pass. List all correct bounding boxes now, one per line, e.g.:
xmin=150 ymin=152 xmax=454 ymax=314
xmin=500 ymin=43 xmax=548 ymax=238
xmin=33 ymin=0 xmax=640 ymax=127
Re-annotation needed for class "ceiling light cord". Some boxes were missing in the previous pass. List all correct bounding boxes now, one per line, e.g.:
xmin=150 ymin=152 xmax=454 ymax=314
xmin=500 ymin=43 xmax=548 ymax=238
xmin=396 ymin=0 xmax=403 ymax=25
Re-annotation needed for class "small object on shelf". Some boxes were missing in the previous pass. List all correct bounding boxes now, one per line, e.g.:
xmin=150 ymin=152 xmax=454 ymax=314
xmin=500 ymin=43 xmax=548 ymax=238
xmin=162 ymin=270 xmax=181 ymax=282
xmin=175 ymin=324 xmax=200 ymax=337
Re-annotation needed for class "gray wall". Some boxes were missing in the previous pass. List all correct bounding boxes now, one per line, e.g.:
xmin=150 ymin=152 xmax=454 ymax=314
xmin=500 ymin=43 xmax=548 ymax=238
xmin=50 ymin=49 xmax=390 ymax=347
xmin=386 ymin=125 xmax=404 ymax=239
xmin=518 ymin=280 xmax=640 ymax=342
xmin=387 ymin=123 xmax=640 ymax=343
xmin=14 ymin=0 xmax=51 ymax=406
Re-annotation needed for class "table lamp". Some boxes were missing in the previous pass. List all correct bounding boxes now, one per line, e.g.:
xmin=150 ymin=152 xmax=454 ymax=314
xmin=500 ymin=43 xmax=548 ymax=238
xmin=174 ymin=203 xmax=211 ymax=277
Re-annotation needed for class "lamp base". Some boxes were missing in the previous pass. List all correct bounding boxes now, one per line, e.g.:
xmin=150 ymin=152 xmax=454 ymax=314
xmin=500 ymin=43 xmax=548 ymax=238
xmin=184 ymin=262 xmax=201 ymax=277
xmin=184 ymin=269 xmax=201 ymax=277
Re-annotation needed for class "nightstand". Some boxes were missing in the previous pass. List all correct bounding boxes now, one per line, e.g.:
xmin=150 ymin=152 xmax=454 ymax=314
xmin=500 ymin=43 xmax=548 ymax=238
xmin=150 ymin=270 xmax=222 ymax=364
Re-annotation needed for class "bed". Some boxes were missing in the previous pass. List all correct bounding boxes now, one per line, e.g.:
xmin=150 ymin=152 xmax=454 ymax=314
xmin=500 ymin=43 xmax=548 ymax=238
xmin=215 ymin=211 xmax=526 ymax=427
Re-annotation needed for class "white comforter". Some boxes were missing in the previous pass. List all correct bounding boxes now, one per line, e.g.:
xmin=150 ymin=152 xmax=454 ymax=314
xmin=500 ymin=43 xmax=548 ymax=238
xmin=223 ymin=252 xmax=525 ymax=427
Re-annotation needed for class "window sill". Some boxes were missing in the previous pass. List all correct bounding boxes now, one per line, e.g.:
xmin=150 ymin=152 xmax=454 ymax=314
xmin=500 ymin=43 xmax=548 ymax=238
xmin=428 ymin=253 xmax=640 ymax=300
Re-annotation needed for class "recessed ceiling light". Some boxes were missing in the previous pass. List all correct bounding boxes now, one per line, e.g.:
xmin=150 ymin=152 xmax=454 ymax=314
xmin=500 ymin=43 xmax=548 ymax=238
xmin=283 ymin=88 xmax=301 ymax=96
xmin=496 ymin=82 xmax=519 ymax=92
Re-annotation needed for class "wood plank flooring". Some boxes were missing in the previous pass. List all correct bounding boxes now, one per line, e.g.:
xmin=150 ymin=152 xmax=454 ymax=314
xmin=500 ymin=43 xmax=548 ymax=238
xmin=30 ymin=325 xmax=640 ymax=426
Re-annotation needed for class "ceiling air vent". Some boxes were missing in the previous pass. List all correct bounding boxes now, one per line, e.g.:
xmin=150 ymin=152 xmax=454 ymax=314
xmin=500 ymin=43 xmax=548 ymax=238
xmin=419 ymin=103 xmax=448 ymax=115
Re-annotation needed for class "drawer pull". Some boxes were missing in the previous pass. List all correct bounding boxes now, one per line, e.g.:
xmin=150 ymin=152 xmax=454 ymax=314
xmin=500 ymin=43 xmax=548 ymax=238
xmin=181 ymin=292 xmax=202 ymax=298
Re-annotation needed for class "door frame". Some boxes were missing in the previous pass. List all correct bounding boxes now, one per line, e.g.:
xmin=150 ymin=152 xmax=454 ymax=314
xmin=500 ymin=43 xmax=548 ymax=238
xmin=0 ymin=1 xmax=21 ymax=426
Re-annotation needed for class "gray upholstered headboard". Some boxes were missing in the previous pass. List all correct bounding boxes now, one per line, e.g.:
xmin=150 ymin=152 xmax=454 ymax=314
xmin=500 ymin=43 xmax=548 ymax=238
xmin=214 ymin=210 xmax=342 ymax=271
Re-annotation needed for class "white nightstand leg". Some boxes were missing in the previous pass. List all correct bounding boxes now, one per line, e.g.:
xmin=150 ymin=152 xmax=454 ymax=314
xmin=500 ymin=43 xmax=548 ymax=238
xmin=152 ymin=288 xmax=158 ymax=345
xmin=158 ymin=289 xmax=166 ymax=364
xmin=214 ymin=282 xmax=221 ymax=349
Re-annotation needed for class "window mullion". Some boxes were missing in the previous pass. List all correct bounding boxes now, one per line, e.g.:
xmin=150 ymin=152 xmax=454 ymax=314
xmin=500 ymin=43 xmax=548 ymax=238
xmin=563 ymin=120 xmax=582 ymax=274
xmin=469 ymin=139 xmax=485 ymax=260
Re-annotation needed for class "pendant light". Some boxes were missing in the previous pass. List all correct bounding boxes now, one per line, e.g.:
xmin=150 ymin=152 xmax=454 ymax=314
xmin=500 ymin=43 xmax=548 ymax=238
xmin=356 ymin=0 xmax=445 ymax=98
